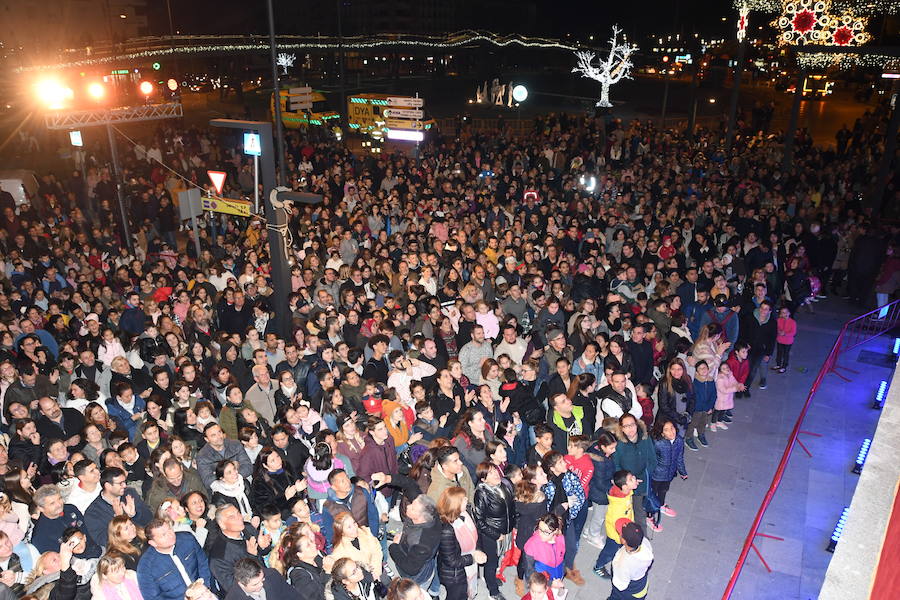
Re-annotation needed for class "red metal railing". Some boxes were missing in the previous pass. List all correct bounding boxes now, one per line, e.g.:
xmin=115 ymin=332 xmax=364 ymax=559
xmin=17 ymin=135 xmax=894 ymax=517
xmin=722 ymin=299 xmax=900 ymax=599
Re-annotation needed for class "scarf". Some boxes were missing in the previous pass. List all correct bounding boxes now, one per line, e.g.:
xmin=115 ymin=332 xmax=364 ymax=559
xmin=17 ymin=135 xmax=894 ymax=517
xmin=210 ymin=477 xmax=253 ymax=519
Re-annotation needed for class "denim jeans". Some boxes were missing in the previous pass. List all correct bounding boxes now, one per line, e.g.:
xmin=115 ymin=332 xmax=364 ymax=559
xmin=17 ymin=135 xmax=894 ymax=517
xmin=594 ymin=537 xmax=622 ymax=569
xmin=746 ymin=353 xmax=768 ymax=388
xmin=411 ymin=557 xmax=440 ymax=596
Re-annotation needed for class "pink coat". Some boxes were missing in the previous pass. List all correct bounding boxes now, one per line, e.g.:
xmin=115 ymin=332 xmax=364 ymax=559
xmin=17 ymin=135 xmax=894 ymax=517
xmin=776 ymin=317 xmax=797 ymax=345
xmin=715 ymin=371 xmax=740 ymax=410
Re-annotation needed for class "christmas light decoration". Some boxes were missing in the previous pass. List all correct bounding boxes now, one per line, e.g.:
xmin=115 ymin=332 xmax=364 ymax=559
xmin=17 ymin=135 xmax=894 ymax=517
xmin=774 ymin=0 xmax=831 ymax=46
xmin=572 ymin=26 xmax=636 ymax=108
xmin=821 ymin=11 xmax=871 ymax=46
xmin=797 ymin=51 xmax=898 ymax=69
xmin=737 ymin=4 xmax=750 ymax=42
xmin=735 ymin=0 xmax=899 ymax=13
xmin=276 ymin=53 xmax=296 ymax=75
xmin=16 ymin=31 xmax=578 ymax=73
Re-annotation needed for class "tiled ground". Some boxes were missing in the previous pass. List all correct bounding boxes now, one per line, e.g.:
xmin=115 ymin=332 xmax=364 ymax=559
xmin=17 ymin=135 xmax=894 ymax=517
xmin=490 ymin=300 xmax=893 ymax=600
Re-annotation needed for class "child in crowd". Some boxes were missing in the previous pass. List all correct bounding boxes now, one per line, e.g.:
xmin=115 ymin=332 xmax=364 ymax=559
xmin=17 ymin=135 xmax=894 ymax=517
xmin=592 ymin=469 xmax=638 ymax=579
xmin=685 ymin=360 xmax=715 ymax=452
xmin=634 ymin=384 xmax=654 ymax=428
xmin=523 ymin=513 xmax=566 ymax=584
xmin=711 ymin=362 xmax=743 ymax=431
xmin=475 ymin=300 xmax=500 ymax=340
xmin=412 ymin=401 xmax=451 ymax=442
xmin=521 ymin=571 xmax=565 ymax=600
xmin=259 ymin=505 xmax=286 ymax=566
xmin=295 ymin=400 xmax=323 ymax=441
xmin=774 ymin=306 xmax=797 ymax=373
xmin=649 ymin=419 xmax=687 ymax=531
xmin=725 ymin=341 xmax=751 ymax=407
xmin=361 ymin=380 xmax=383 ymax=414
xmin=563 ymin=436 xmax=594 ymax=546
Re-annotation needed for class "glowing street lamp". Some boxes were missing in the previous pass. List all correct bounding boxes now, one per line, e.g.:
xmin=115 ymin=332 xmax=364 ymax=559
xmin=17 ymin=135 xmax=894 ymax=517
xmin=139 ymin=81 xmax=154 ymax=96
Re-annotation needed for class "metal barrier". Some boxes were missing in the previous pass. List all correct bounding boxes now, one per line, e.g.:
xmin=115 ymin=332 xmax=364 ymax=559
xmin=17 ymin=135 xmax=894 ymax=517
xmin=722 ymin=299 xmax=900 ymax=599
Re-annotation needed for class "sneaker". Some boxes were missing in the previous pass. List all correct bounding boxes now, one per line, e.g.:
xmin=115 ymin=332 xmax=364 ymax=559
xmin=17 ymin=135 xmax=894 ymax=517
xmin=594 ymin=566 xmax=612 ymax=579
xmin=723 ymin=414 xmax=734 ymax=423
xmin=778 ymin=367 xmax=787 ymax=373
xmin=660 ymin=505 xmax=677 ymax=517
xmin=491 ymin=594 xmax=508 ymax=600
xmin=708 ymin=423 xmax=717 ymax=432
xmin=759 ymin=382 xmax=767 ymax=390
xmin=771 ymin=364 xmax=783 ymax=371
xmin=816 ymin=294 xmax=827 ymax=299
xmin=717 ymin=421 xmax=729 ymax=430
xmin=685 ymin=437 xmax=699 ymax=451
xmin=646 ymin=517 xmax=663 ymax=532
xmin=698 ymin=434 xmax=709 ymax=447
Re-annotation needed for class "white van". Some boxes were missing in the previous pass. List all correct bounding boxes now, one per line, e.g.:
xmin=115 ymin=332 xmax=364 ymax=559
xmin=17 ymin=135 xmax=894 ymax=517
xmin=0 ymin=170 xmax=38 ymax=207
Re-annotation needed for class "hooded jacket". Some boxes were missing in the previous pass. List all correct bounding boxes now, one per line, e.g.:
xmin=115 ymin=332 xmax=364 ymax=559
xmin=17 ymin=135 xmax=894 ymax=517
xmin=605 ymin=484 xmax=634 ymax=543
xmin=427 ymin=463 xmax=475 ymax=503
xmin=613 ymin=419 xmax=657 ymax=497
xmin=740 ymin=308 xmax=777 ymax=357
xmin=548 ymin=406 xmax=586 ymax=453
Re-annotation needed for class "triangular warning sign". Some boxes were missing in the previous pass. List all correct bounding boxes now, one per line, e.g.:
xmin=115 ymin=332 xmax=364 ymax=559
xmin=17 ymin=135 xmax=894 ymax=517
xmin=207 ymin=170 xmax=227 ymax=195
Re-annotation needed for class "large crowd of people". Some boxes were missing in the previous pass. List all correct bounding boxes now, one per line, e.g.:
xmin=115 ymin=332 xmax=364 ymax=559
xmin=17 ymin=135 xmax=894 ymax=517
xmin=0 ymin=94 xmax=895 ymax=600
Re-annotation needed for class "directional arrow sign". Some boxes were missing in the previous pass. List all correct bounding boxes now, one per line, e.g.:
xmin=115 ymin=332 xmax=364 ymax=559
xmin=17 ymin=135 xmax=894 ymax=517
xmin=383 ymin=108 xmax=423 ymax=119
xmin=207 ymin=170 xmax=227 ymax=195
xmin=385 ymin=118 xmax=424 ymax=130
xmin=388 ymin=96 xmax=424 ymax=107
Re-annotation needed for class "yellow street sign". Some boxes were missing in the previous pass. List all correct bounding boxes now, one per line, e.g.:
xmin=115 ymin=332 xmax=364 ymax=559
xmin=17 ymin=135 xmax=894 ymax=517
xmin=385 ymin=118 xmax=423 ymax=130
xmin=201 ymin=196 xmax=252 ymax=217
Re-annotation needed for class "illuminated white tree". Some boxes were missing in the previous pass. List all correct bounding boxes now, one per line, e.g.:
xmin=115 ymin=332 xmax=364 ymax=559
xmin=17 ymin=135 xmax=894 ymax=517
xmin=572 ymin=26 xmax=637 ymax=107
xmin=276 ymin=53 xmax=296 ymax=75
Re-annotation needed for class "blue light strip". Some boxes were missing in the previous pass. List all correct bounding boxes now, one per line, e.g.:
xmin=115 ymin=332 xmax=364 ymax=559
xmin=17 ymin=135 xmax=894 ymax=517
xmin=827 ymin=507 xmax=851 ymax=552
xmin=873 ymin=381 xmax=888 ymax=409
xmin=893 ymin=338 xmax=900 ymax=355
xmin=852 ymin=439 xmax=872 ymax=474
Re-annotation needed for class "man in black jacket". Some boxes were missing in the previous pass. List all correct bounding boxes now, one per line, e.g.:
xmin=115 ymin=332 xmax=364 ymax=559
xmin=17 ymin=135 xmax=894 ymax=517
xmin=625 ymin=324 xmax=654 ymax=387
xmin=226 ymin=558 xmax=301 ymax=600
xmin=35 ymin=396 xmax=85 ymax=449
xmin=207 ymin=504 xmax=272 ymax=594
xmin=389 ymin=493 xmax=442 ymax=596
xmin=740 ymin=300 xmax=777 ymax=391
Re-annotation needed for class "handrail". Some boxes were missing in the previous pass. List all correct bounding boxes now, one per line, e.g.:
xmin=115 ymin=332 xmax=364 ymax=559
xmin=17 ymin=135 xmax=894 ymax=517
xmin=722 ymin=299 xmax=900 ymax=599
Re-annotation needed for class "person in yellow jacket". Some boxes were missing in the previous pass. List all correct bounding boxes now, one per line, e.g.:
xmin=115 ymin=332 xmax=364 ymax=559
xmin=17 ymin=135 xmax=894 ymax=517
xmin=592 ymin=469 xmax=640 ymax=578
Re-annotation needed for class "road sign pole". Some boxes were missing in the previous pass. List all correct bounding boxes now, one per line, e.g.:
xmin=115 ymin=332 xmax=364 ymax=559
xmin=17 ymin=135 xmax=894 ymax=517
xmin=190 ymin=205 xmax=201 ymax=258
xmin=254 ymin=154 xmax=259 ymax=214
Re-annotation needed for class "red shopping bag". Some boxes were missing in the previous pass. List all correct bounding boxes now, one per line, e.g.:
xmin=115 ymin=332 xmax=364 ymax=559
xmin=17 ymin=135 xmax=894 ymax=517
xmin=496 ymin=530 xmax=521 ymax=583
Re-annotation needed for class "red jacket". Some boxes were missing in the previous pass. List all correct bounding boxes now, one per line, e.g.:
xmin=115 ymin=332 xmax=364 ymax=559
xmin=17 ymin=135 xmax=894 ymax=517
xmin=726 ymin=354 xmax=750 ymax=384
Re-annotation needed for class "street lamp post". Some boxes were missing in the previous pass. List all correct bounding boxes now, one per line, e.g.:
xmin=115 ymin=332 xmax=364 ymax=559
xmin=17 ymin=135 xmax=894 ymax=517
xmin=266 ymin=0 xmax=287 ymax=186
xmin=782 ymin=69 xmax=805 ymax=171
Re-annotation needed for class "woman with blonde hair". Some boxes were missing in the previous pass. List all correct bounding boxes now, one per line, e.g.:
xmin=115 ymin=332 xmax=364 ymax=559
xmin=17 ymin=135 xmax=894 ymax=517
xmin=91 ymin=553 xmax=143 ymax=600
xmin=329 ymin=511 xmax=383 ymax=579
xmin=106 ymin=515 xmax=145 ymax=571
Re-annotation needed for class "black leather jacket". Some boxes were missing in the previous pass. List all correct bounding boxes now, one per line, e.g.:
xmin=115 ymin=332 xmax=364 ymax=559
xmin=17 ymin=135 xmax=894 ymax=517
xmin=473 ymin=481 xmax=516 ymax=539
